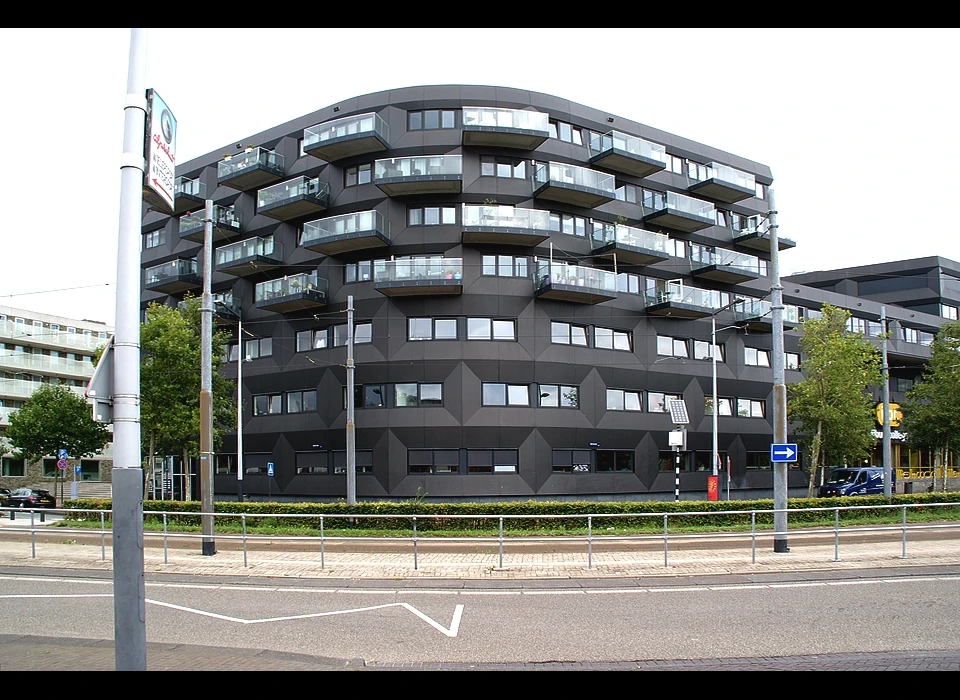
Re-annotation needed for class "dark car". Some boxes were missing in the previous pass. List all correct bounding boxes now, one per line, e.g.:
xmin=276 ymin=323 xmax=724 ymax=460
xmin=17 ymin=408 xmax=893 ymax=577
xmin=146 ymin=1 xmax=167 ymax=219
xmin=7 ymin=488 xmax=57 ymax=509
xmin=0 ymin=488 xmax=10 ymax=507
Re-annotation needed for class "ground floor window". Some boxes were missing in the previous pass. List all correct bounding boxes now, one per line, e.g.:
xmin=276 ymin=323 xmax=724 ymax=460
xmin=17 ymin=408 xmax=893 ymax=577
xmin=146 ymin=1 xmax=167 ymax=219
xmin=216 ymin=454 xmax=236 ymax=475
xmin=1 ymin=457 xmax=24 ymax=477
xmin=595 ymin=450 xmax=634 ymax=473
xmin=80 ymin=460 xmax=99 ymax=481
xmin=658 ymin=451 xmax=693 ymax=472
xmin=552 ymin=449 xmax=592 ymax=473
xmin=42 ymin=458 xmax=59 ymax=478
xmin=467 ymin=449 xmax=518 ymax=474
xmin=408 ymin=449 xmax=460 ymax=475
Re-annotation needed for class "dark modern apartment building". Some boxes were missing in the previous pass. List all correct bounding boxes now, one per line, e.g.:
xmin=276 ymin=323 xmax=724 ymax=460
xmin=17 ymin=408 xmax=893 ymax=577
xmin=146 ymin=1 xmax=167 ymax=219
xmin=138 ymin=85 xmax=948 ymax=502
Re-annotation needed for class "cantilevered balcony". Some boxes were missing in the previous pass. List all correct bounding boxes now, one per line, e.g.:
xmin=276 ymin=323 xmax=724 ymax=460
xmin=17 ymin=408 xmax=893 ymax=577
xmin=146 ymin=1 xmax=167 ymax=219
xmin=374 ymin=156 xmax=462 ymax=195
xmin=532 ymin=161 xmax=616 ymax=208
xmin=0 ymin=318 xmax=105 ymax=353
xmin=256 ymin=176 xmax=329 ymax=221
xmin=534 ymin=261 xmax=617 ymax=305
xmin=733 ymin=299 xmax=800 ymax=332
xmin=644 ymin=282 xmax=722 ymax=318
xmin=301 ymin=210 xmax=389 ymax=255
xmin=374 ymin=258 xmax=463 ymax=297
xmin=215 ymin=235 xmax=283 ymax=277
xmin=170 ymin=176 xmax=207 ymax=215
xmin=732 ymin=214 xmax=796 ymax=252
xmin=145 ymin=259 xmax=200 ymax=294
xmin=461 ymin=106 xmax=550 ymax=150
xmin=213 ymin=291 xmax=241 ymax=323
xmin=217 ymin=147 xmax=285 ymax=191
xmin=688 ymin=162 xmax=756 ymax=203
xmin=255 ymin=273 xmax=328 ymax=313
xmin=302 ymin=112 xmax=389 ymax=162
xmin=179 ymin=205 xmax=242 ymax=243
xmin=690 ymin=246 xmax=762 ymax=283
xmin=591 ymin=225 xmax=671 ymax=266
xmin=587 ymin=131 xmax=667 ymax=179
xmin=0 ymin=349 xmax=91 ymax=378
xmin=461 ymin=205 xmax=551 ymax=246
xmin=0 ymin=378 xmax=85 ymax=402
xmin=643 ymin=191 xmax=717 ymax=233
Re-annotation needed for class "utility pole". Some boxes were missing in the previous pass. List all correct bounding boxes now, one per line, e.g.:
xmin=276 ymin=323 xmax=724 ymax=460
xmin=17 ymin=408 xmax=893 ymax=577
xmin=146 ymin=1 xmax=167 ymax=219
xmin=113 ymin=27 xmax=147 ymax=671
xmin=237 ymin=317 xmax=244 ymax=503
xmin=881 ymin=306 xmax=892 ymax=499
xmin=345 ymin=295 xmax=356 ymax=505
xmin=769 ymin=188 xmax=789 ymax=553
xmin=199 ymin=198 xmax=216 ymax=555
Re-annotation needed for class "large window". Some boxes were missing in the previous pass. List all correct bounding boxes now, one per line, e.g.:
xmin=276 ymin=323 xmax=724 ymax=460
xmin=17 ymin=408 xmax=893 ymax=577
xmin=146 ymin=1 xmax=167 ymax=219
xmin=551 ymin=321 xmax=589 ymax=346
xmin=143 ymin=229 xmax=164 ymax=249
xmin=552 ymin=449 xmax=592 ymax=473
xmin=549 ymin=212 xmax=587 ymax=237
xmin=333 ymin=322 xmax=373 ymax=346
xmin=464 ymin=449 xmax=519 ymax=474
xmin=596 ymin=450 xmax=635 ymax=473
xmin=594 ymin=327 xmax=632 ymax=351
xmin=296 ymin=329 xmax=329 ymax=352
xmin=1 ymin=458 xmax=25 ymax=477
xmin=606 ymin=389 xmax=642 ymax=411
xmin=395 ymin=383 xmax=443 ymax=407
xmin=744 ymin=347 xmax=770 ymax=367
xmin=648 ymin=392 xmax=682 ymax=413
xmin=345 ymin=163 xmax=372 ymax=187
xmin=657 ymin=335 xmax=688 ymax=358
xmin=694 ymin=340 xmax=723 ymax=362
xmin=245 ymin=337 xmax=272 ymax=359
xmin=548 ymin=119 xmax=583 ymax=145
xmin=704 ymin=397 xmax=734 ymax=416
xmin=408 ymin=449 xmax=460 ymax=474
xmin=253 ymin=394 xmax=282 ymax=416
xmin=482 ymin=383 xmax=530 ymax=406
xmin=408 ymin=317 xmax=458 ymax=341
xmin=785 ymin=352 xmax=801 ymax=370
xmin=467 ymin=318 xmax=516 ymax=341
xmin=480 ymin=156 xmax=527 ymax=179
xmin=481 ymin=254 xmax=528 ymax=278
xmin=539 ymin=384 xmax=579 ymax=408
xmin=408 ymin=109 xmax=457 ymax=130
xmin=737 ymin=399 xmax=766 ymax=418
xmin=408 ymin=206 xmax=456 ymax=226
xmin=42 ymin=458 xmax=59 ymax=478
xmin=343 ymin=384 xmax=388 ymax=409
xmin=344 ymin=260 xmax=373 ymax=284
xmin=286 ymin=390 xmax=317 ymax=414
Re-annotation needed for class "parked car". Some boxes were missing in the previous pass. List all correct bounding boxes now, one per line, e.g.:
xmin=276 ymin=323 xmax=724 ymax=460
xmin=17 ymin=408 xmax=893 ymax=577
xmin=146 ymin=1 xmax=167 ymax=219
xmin=0 ymin=488 xmax=10 ymax=507
xmin=6 ymin=488 xmax=57 ymax=509
xmin=818 ymin=467 xmax=894 ymax=497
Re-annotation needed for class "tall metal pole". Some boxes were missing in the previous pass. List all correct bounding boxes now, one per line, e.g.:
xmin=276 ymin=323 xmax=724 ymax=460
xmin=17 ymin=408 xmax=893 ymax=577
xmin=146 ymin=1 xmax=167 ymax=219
xmin=113 ymin=27 xmax=147 ymax=671
xmin=345 ymin=295 xmax=356 ymax=505
xmin=236 ymin=317 xmax=244 ymax=503
xmin=199 ymin=199 xmax=215 ymax=555
xmin=712 ymin=316 xmax=719 ymax=484
xmin=881 ymin=306 xmax=892 ymax=499
xmin=769 ymin=188 xmax=789 ymax=553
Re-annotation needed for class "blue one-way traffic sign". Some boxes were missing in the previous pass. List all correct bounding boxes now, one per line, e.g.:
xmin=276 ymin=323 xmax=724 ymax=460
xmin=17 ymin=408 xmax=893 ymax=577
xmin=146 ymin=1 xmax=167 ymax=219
xmin=770 ymin=443 xmax=798 ymax=462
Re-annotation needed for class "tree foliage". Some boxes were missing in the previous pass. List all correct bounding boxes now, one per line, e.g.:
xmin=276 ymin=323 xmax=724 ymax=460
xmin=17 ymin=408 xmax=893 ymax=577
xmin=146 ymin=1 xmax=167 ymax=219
xmin=787 ymin=304 xmax=882 ymax=496
xmin=5 ymin=384 xmax=111 ymax=461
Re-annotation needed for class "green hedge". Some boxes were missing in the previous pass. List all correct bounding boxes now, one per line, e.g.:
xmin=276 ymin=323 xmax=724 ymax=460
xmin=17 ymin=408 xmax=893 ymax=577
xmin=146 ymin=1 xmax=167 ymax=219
xmin=61 ymin=492 xmax=960 ymax=532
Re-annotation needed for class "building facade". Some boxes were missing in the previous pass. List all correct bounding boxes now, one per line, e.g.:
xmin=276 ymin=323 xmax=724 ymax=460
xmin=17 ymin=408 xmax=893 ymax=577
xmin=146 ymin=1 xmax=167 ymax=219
xmin=0 ymin=305 xmax=113 ymax=490
xmin=138 ymin=85 xmax=945 ymax=502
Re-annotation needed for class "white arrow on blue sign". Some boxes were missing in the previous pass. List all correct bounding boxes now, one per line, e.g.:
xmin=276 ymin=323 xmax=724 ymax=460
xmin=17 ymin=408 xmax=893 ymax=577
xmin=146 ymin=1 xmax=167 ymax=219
xmin=58 ymin=448 xmax=67 ymax=460
xmin=770 ymin=443 xmax=798 ymax=462
xmin=267 ymin=462 xmax=274 ymax=477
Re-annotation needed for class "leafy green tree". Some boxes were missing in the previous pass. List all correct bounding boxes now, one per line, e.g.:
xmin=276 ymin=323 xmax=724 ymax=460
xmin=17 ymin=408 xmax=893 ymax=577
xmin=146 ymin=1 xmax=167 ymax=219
xmin=900 ymin=320 xmax=960 ymax=491
xmin=788 ymin=304 xmax=883 ymax=497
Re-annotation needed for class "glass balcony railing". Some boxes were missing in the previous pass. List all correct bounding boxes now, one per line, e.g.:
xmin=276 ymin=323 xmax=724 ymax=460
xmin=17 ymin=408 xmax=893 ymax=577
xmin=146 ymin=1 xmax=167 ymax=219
xmin=735 ymin=215 xmax=770 ymax=238
xmin=218 ymin=147 xmax=284 ymax=180
xmin=691 ymin=247 xmax=762 ymax=275
xmin=462 ymin=106 xmax=549 ymax=132
xmin=145 ymin=259 xmax=198 ymax=285
xmin=303 ymin=112 xmax=389 ymax=150
xmin=216 ymin=236 xmax=280 ymax=266
xmin=533 ymin=162 xmax=616 ymax=194
xmin=174 ymin=176 xmax=206 ymax=200
xmin=0 ymin=378 xmax=85 ymax=401
xmin=0 ymin=319 xmax=105 ymax=352
xmin=257 ymin=177 xmax=329 ymax=210
xmin=374 ymin=155 xmax=462 ymax=179
xmin=301 ymin=210 xmax=387 ymax=246
xmin=646 ymin=283 xmax=723 ymax=310
xmin=461 ymin=204 xmax=551 ymax=230
xmin=179 ymin=205 xmax=240 ymax=235
xmin=255 ymin=273 xmax=327 ymax=302
xmin=704 ymin=162 xmax=756 ymax=190
xmin=0 ymin=350 xmax=92 ymax=376
xmin=733 ymin=299 xmax=800 ymax=324
xmin=588 ymin=130 xmax=666 ymax=163
xmin=534 ymin=261 xmax=617 ymax=294
xmin=591 ymin=224 xmax=670 ymax=253
xmin=663 ymin=191 xmax=716 ymax=220
xmin=374 ymin=258 xmax=463 ymax=283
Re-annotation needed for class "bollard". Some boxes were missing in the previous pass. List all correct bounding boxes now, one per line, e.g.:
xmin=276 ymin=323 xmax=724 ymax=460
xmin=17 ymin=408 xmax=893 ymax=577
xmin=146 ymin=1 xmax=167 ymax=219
xmin=319 ymin=516 xmax=325 ymax=569
xmin=833 ymin=508 xmax=841 ymax=562
xmin=587 ymin=515 xmax=592 ymax=569
xmin=30 ymin=509 xmax=35 ymax=558
xmin=498 ymin=517 xmax=504 ymax=569
xmin=413 ymin=517 xmax=418 ymax=571
xmin=663 ymin=514 xmax=669 ymax=568
xmin=241 ymin=513 xmax=248 ymax=568
xmin=901 ymin=505 xmax=908 ymax=559
xmin=163 ymin=513 xmax=168 ymax=564
xmin=100 ymin=511 xmax=106 ymax=561
xmin=751 ymin=511 xmax=756 ymax=564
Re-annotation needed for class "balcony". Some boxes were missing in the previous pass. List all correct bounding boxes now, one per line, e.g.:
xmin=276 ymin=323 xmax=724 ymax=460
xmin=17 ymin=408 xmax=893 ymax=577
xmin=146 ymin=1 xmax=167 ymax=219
xmin=256 ymin=176 xmax=329 ymax=221
xmin=179 ymin=205 xmax=242 ymax=243
xmin=690 ymin=247 xmax=762 ymax=284
xmin=255 ymin=273 xmax=328 ymax=313
xmin=645 ymin=282 xmax=723 ymax=319
xmin=532 ymin=161 xmax=616 ymax=208
xmin=534 ymin=261 xmax=617 ymax=305
xmin=732 ymin=215 xmax=797 ymax=252
xmin=591 ymin=225 xmax=671 ymax=266
xmin=213 ymin=291 xmax=241 ymax=323
xmin=145 ymin=259 xmax=201 ymax=294
xmin=461 ymin=106 xmax=550 ymax=150
xmin=588 ymin=131 xmax=667 ymax=179
xmin=217 ymin=147 xmax=285 ymax=191
xmin=0 ymin=378 xmax=85 ymax=402
xmin=302 ymin=112 xmax=389 ymax=162
xmin=461 ymin=205 xmax=551 ymax=247
xmin=0 ymin=350 xmax=92 ymax=378
xmin=301 ymin=210 xmax=389 ymax=255
xmin=688 ymin=162 xmax=756 ymax=204
xmin=374 ymin=156 xmax=462 ymax=196
xmin=643 ymin=191 xmax=717 ymax=233
xmin=169 ymin=176 xmax=207 ymax=215
xmin=733 ymin=299 xmax=800 ymax=332
xmin=0 ymin=319 xmax=106 ymax=353
xmin=373 ymin=258 xmax=463 ymax=297
xmin=215 ymin=235 xmax=283 ymax=277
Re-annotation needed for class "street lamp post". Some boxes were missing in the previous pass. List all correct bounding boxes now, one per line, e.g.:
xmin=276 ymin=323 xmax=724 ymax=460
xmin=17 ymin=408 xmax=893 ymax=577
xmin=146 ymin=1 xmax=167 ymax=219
xmin=236 ymin=317 xmax=244 ymax=503
xmin=712 ymin=299 xmax=745 ymax=500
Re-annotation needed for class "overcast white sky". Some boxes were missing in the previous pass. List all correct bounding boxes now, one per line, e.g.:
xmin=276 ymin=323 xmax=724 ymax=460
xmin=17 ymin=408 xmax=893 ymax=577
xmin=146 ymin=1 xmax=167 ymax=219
xmin=1 ymin=28 xmax=957 ymax=327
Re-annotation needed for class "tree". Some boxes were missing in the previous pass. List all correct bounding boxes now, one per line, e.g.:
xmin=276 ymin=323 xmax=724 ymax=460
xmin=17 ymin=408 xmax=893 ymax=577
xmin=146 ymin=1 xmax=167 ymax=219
xmin=900 ymin=320 xmax=960 ymax=492
xmin=788 ymin=304 xmax=883 ymax=497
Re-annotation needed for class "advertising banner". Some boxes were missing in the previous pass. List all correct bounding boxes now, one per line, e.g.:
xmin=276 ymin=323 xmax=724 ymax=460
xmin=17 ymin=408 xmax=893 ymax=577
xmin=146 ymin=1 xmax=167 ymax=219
xmin=143 ymin=89 xmax=177 ymax=212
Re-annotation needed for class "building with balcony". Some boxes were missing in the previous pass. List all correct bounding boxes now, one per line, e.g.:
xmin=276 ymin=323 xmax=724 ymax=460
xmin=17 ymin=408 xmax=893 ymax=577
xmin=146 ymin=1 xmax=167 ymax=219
xmin=0 ymin=305 xmax=113 ymax=490
xmin=138 ymin=85 xmax=950 ymax=503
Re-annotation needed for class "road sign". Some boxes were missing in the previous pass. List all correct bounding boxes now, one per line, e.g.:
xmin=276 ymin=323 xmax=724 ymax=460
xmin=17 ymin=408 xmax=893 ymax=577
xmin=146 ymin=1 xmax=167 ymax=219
xmin=770 ymin=443 xmax=798 ymax=462
xmin=57 ymin=459 xmax=68 ymax=470
xmin=75 ymin=465 xmax=81 ymax=475
xmin=58 ymin=448 xmax=67 ymax=460
xmin=267 ymin=462 xmax=274 ymax=477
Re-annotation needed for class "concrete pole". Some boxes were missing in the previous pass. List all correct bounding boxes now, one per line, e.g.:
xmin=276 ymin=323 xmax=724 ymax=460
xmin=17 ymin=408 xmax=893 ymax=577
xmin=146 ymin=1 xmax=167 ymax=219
xmin=112 ymin=27 xmax=147 ymax=671
xmin=769 ymin=188 xmax=789 ymax=553
xmin=237 ymin=317 xmax=244 ymax=503
xmin=199 ymin=199 xmax=215 ymax=555
xmin=345 ymin=295 xmax=356 ymax=505
xmin=712 ymin=316 xmax=719 ymax=483
xmin=881 ymin=306 xmax=893 ymax=499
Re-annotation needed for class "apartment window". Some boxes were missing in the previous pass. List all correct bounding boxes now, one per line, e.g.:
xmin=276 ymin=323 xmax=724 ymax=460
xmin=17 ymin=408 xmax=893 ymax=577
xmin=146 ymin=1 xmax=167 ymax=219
xmin=659 ymin=451 xmax=694 ymax=472
xmin=296 ymin=451 xmax=328 ymax=475
xmin=595 ymin=327 xmax=632 ymax=351
xmin=216 ymin=454 xmax=236 ymax=475
xmin=345 ymin=163 xmax=372 ymax=187
xmin=617 ymin=273 xmax=641 ymax=296
xmin=642 ymin=188 xmax=665 ymax=211
xmin=333 ymin=322 xmax=373 ymax=346
xmin=785 ymin=352 xmax=801 ymax=370
xmin=615 ymin=184 xmax=640 ymax=204
xmin=344 ymin=384 xmax=389 ymax=409
xmin=467 ymin=318 xmax=516 ymax=341
xmin=481 ymin=255 xmax=528 ymax=278
xmin=1 ymin=457 xmax=25 ymax=477
xmin=395 ymin=383 xmax=443 ymax=407
xmin=286 ymin=390 xmax=317 ymax=414
xmin=687 ymin=160 xmax=710 ymax=181
xmin=694 ymin=340 xmax=723 ymax=362
xmin=253 ymin=394 xmax=282 ymax=416
xmin=941 ymin=304 xmax=959 ymax=320
xmin=596 ymin=450 xmax=635 ymax=473
xmin=408 ymin=449 xmax=460 ymax=475
xmin=658 ymin=335 xmax=688 ymax=358
xmin=549 ymin=212 xmax=587 ymax=237
xmin=606 ymin=389 xmax=642 ymax=412
xmin=892 ymin=377 xmax=914 ymax=393
xmin=344 ymin=260 xmax=373 ymax=284
xmin=552 ymin=449 xmax=592 ymax=473
xmin=42 ymin=458 xmax=59 ymax=477
xmin=331 ymin=450 xmax=374 ymax=475
xmin=408 ymin=109 xmax=457 ymax=130
xmin=744 ymin=347 xmax=771 ymax=367
xmin=296 ymin=329 xmax=328 ymax=352
xmin=408 ymin=317 xmax=458 ymax=341
xmin=408 ymin=206 xmax=456 ymax=226
xmin=704 ymin=397 xmax=734 ymax=416
xmin=482 ymin=383 xmax=530 ymax=407
xmin=755 ymin=182 xmax=765 ymax=200
xmin=551 ymin=322 xmax=589 ymax=346
xmin=245 ymin=337 xmax=272 ymax=359
xmin=662 ymin=153 xmax=684 ymax=174
xmin=479 ymin=156 xmax=527 ymax=179
xmin=648 ymin=392 xmax=682 ymax=414
xmin=143 ymin=229 xmax=164 ymax=249
xmin=467 ymin=449 xmax=518 ymax=474
xmin=737 ymin=399 xmax=766 ymax=418
xmin=746 ymin=451 xmax=772 ymax=470
xmin=539 ymin=384 xmax=579 ymax=408
xmin=548 ymin=119 xmax=583 ymax=145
